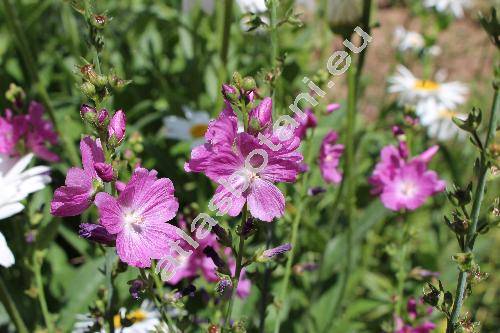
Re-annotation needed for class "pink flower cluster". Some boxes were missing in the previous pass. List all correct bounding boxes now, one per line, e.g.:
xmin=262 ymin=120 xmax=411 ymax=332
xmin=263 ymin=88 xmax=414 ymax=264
xmin=319 ymin=131 xmax=344 ymax=184
xmin=51 ymin=108 xmax=183 ymax=268
xmin=185 ymin=97 xmax=304 ymax=222
xmin=0 ymin=102 xmax=59 ymax=162
xmin=370 ymin=140 xmax=445 ymax=211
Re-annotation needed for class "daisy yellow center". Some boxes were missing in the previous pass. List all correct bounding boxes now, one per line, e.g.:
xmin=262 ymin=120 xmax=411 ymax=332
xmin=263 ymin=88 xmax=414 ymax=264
xmin=190 ymin=124 xmax=208 ymax=138
xmin=414 ymin=80 xmax=440 ymax=91
xmin=438 ymin=109 xmax=457 ymax=119
xmin=113 ymin=309 xmax=147 ymax=328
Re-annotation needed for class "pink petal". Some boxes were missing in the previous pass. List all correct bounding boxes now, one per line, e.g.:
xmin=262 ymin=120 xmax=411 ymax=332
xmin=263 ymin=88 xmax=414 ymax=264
xmin=247 ymin=178 xmax=285 ymax=222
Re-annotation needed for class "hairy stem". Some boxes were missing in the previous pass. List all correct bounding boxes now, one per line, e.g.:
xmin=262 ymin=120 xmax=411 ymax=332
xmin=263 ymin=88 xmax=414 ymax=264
xmin=33 ymin=254 xmax=55 ymax=332
xmin=446 ymin=89 xmax=498 ymax=332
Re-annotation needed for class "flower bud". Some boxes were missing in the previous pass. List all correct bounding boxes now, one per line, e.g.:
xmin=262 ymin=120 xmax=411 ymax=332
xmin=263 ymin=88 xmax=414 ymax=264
xmin=97 ymin=109 xmax=109 ymax=126
xmin=212 ymin=224 xmax=232 ymax=247
xmin=94 ymin=162 xmax=114 ymax=182
xmin=257 ymin=243 xmax=292 ymax=262
xmin=80 ymin=104 xmax=97 ymax=123
xmin=232 ymin=72 xmax=243 ymax=87
xmin=79 ymin=223 xmax=116 ymax=246
xmin=452 ymin=252 xmax=474 ymax=272
xmin=241 ymin=218 xmax=257 ymax=238
xmin=326 ymin=103 xmax=341 ymax=114
xmin=241 ymin=76 xmax=256 ymax=92
xmin=91 ymin=14 xmax=108 ymax=29
xmin=108 ymin=110 xmax=126 ymax=146
xmin=81 ymin=82 xmax=97 ymax=99
xmin=215 ymin=276 xmax=233 ymax=297
xmin=221 ymin=84 xmax=239 ymax=103
xmin=5 ymin=83 xmax=25 ymax=109
xmin=203 ymin=246 xmax=229 ymax=275
xmin=128 ymin=279 xmax=146 ymax=300
xmin=444 ymin=211 xmax=469 ymax=235
xmin=447 ymin=183 xmax=472 ymax=207
xmin=248 ymin=97 xmax=272 ymax=132
xmin=328 ymin=0 xmax=363 ymax=37
xmin=307 ymin=187 xmax=326 ymax=196
xmin=453 ymin=107 xmax=482 ymax=133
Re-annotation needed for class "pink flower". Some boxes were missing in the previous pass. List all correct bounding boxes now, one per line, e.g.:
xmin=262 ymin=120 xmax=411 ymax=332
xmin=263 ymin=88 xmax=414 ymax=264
xmin=51 ymin=137 xmax=105 ymax=216
xmin=185 ymin=97 xmax=303 ymax=222
xmin=318 ymin=131 xmax=344 ymax=184
xmin=370 ymin=143 xmax=445 ymax=211
xmin=0 ymin=102 xmax=59 ymax=162
xmin=209 ymin=133 xmax=301 ymax=221
xmin=294 ymin=108 xmax=317 ymax=139
xmin=169 ymin=219 xmax=251 ymax=298
xmin=94 ymin=168 xmax=180 ymax=268
xmin=395 ymin=298 xmax=436 ymax=333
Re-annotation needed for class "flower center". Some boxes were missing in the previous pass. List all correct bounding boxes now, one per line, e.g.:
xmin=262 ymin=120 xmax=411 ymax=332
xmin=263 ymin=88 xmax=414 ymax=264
xmin=189 ymin=124 xmax=208 ymax=138
xmin=124 ymin=211 xmax=144 ymax=232
xmin=399 ymin=180 xmax=417 ymax=197
xmin=113 ymin=309 xmax=147 ymax=328
xmin=414 ymin=80 xmax=440 ymax=91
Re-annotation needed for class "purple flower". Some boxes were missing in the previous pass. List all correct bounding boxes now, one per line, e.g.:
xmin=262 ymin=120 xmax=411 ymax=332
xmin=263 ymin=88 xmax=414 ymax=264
xmin=185 ymin=101 xmax=303 ymax=222
xmin=108 ymin=110 xmax=126 ymax=145
xmin=94 ymin=162 xmax=114 ymax=182
xmin=0 ymin=102 xmax=59 ymax=162
xmin=79 ymin=223 xmax=116 ymax=246
xmin=318 ymin=131 xmax=344 ymax=184
xmin=51 ymin=137 xmax=105 ymax=216
xmin=261 ymin=243 xmax=292 ymax=260
xmin=94 ymin=168 xmax=180 ymax=268
xmin=128 ymin=279 xmax=146 ymax=300
xmin=294 ymin=108 xmax=317 ymax=139
xmin=369 ymin=143 xmax=445 ymax=211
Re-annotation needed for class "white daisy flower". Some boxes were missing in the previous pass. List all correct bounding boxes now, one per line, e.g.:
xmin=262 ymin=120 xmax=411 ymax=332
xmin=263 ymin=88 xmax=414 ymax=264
xmin=73 ymin=301 xmax=162 ymax=333
xmin=417 ymin=99 xmax=467 ymax=141
xmin=162 ymin=107 xmax=210 ymax=147
xmin=236 ymin=0 xmax=267 ymax=13
xmin=388 ymin=65 xmax=468 ymax=109
xmin=423 ymin=0 xmax=472 ymax=18
xmin=0 ymin=153 xmax=51 ymax=267
xmin=393 ymin=26 xmax=425 ymax=53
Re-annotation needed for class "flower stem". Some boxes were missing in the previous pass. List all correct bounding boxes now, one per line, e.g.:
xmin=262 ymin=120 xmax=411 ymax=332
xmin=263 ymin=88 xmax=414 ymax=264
xmin=0 ymin=275 xmax=29 ymax=333
xmin=105 ymin=248 xmax=116 ymax=333
xmin=273 ymin=124 xmax=317 ymax=333
xmin=224 ymin=205 xmax=248 ymax=331
xmin=446 ymin=88 xmax=498 ymax=332
xmin=33 ymin=253 xmax=55 ymax=333
xmin=269 ymin=0 xmax=279 ymax=115
xmin=394 ymin=219 xmax=409 ymax=320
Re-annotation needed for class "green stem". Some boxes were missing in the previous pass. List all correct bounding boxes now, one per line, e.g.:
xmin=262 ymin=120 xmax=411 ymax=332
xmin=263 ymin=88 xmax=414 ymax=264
xmin=273 ymin=125 xmax=317 ymax=333
xmin=0 ymin=275 xmax=29 ymax=333
xmin=33 ymin=254 xmax=55 ymax=333
xmin=2 ymin=0 xmax=80 ymax=166
xmin=105 ymin=248 xmax=116 ymax=333
xmin=224 ymin=205 xmax=248 ymax=331
xmin=269 ymin=0 xmax=279 ymax=116
xmin=446 ymin=88 xmax=498 ymax=332
xmin=395 ymin=219 xmax=409 ymax=320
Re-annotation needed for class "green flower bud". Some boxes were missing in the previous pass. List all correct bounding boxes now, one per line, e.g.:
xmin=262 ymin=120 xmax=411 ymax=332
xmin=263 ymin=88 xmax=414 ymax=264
xmin=241 ymin=76 xmax=256 ymax=92
xmin=90 ymin=14 xmax=108 ymax=29
xmin=81 ymin=81 xmax=97 ymax=99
